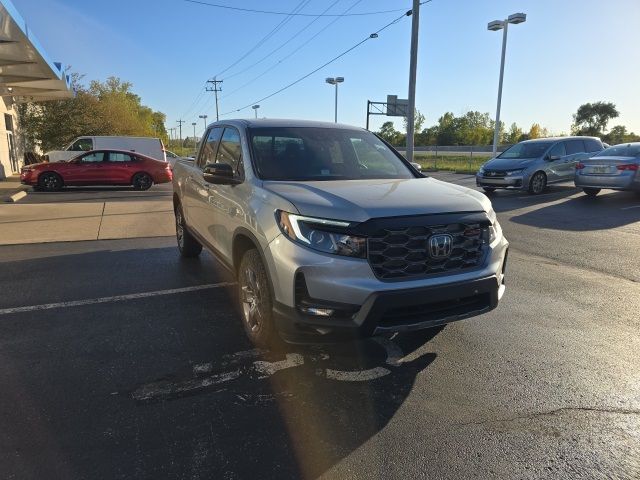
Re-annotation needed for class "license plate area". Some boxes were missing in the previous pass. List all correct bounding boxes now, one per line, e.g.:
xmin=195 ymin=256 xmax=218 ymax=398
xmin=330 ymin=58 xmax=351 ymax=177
xmin=590 ymin=166 xmax=612 ymax=174
xmin=481 ymin=178 xmax=509 ymax=185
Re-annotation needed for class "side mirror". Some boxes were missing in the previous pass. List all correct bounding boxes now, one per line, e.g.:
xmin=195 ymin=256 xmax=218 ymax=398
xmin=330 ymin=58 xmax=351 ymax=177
xmin=202 ymin=162 xmax=241 ymax=185
xmin=547 ymin=155 xmax=561 ymax=161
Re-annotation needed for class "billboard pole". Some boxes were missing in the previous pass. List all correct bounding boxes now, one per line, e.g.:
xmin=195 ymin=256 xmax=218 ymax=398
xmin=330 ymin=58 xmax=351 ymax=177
xmin=406 ymin=0 xmax=420 ymax=163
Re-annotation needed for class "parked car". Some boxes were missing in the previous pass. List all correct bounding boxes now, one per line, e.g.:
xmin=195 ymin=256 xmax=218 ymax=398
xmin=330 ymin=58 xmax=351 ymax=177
xmin=172 ymin=119 xmax=508 ymax=347
xmin=20 ymin=149 xmax=172 ymax=191
xmin=165 ymin=150 xmax=195 ymax=168
xmin=575 ymin=142 xmax=640 ymax=196
xmin=45 ymin=136 xmax=167 ymax=163
xmin=476 ymin=136 xmax=604 ymax=194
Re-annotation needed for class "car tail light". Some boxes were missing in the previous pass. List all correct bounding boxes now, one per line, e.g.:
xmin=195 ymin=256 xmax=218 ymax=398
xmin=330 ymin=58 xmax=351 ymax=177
xmin=616 ymin=164 xmax=639 ymax=171
xmin=575 ymin=162 xmax=585 ymax=169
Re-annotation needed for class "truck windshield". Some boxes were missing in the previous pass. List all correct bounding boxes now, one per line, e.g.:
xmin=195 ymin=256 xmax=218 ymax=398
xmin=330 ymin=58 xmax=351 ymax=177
xmin=249 ymin=127 xmax=414 ymax=181
xmin=498 ymin=141 xmax=553 ymax=159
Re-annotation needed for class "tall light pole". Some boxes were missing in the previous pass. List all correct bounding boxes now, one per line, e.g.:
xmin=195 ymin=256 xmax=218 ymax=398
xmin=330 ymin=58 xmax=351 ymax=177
xmin=192 ymin=122 xmax=197 ymax=148
xmin=325 ymin=77 xmax=344 ymax=123
xmin=199 ymin=114 xmax=208 ymax=134
xmin=406 ymin=0 xmax=420 ymax=163
xmin=488 ymin=12 xmax=526 ymax=156
xmin=252 ymin=104 xmax=260 ymax=118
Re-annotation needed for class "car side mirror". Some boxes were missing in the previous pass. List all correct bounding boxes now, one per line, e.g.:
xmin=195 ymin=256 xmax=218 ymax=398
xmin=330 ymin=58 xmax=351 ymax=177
xmin=202 ymin=162 xmax=241 ymax=185
xmin=547 ymin=155 xmax=561 ymax=161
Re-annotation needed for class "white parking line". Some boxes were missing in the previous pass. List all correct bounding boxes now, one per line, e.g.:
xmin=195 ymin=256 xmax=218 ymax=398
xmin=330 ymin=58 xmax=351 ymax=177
xmin=0 ymin=282 xmax=236 ymax=316
xmin=621 ymin=205 xmax=640 ymax=210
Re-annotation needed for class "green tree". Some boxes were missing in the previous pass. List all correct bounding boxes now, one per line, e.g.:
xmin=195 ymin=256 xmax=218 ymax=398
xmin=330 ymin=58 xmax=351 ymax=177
xmin=571 ymin=101 xmax=619 ymax=136
xmin=377 ymin=121 xmax=403 ymax=146
xmin=403 ymin=109 xmax=426 ymax=133
xmin=505 ymin=122 xmax=523 ymax=144
xmin=604 ymin=125 xmax=640 ymax=145
xmin=17 ymin=73 xmax=168 ymax=152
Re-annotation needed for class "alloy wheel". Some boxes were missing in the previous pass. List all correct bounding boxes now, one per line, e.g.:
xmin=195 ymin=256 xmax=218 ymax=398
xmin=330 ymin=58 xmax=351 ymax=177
xmin=241 ymin=268 xmax=263 ymax=333
xmin=530 ymin=172 xmax=546 ymax=194
xmin=175 ymin=210 xmax=184 ymax=249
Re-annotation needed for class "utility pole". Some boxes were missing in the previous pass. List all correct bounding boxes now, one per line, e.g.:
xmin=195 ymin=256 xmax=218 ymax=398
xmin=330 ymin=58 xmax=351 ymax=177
xmin=192 ymin=122 xmax=197 ymax=147
xmin=206 ymin=78 xmax=223 ymax=121
xmin=177 ymin=120 xmax=185 ymax=144
xmin=406 ymin=0 xmax=420 ymax=163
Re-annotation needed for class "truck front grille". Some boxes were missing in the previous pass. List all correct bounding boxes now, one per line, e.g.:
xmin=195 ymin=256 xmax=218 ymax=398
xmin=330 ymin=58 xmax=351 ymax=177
xmin=367 ymin=223 xmax=486 ymax=280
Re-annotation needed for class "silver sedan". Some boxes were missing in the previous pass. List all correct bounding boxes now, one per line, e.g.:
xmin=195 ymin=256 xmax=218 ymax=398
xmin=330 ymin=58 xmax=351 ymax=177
xmin=574 ymin=143 xmax=640 ymax=197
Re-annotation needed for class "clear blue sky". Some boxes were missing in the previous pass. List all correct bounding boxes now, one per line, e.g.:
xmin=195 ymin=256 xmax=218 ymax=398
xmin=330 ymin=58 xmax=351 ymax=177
xmin=14 ymin=0 xmax=640 ymax=138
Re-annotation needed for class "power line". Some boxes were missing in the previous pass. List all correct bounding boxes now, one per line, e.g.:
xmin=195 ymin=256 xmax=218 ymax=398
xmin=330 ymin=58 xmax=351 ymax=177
xmin=220 ymin=9 xmax=412 ymax=116
xmin=184 ymin=0 xmax=409 ymax=17
xmin=213 ymin=0 xmax=312 ymax=80
xmin=221 ymin=0 xmax=344 ymax=82
xmin=220 ymin=0 xmax=364 ymax=101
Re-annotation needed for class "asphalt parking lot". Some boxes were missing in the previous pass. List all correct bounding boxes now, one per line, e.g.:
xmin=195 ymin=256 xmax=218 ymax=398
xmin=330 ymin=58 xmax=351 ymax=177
xmin=0 ymin=176 xmax=639 ymax=479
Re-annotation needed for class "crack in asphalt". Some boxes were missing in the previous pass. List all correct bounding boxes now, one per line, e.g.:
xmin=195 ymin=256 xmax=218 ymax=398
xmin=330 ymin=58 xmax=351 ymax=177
xmin=459 ymin=406 xmax=640 ymax=426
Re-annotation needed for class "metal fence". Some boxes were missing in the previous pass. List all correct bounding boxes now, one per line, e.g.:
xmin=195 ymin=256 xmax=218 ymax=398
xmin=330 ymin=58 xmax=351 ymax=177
xmin=397 ymin=144 xmax=513 ymax=156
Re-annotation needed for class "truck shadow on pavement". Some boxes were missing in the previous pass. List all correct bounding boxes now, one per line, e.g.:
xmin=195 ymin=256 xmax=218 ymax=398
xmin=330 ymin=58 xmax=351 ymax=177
xmin=509 ymin=190 xmax=640 ymax=231
xmin=128 ymin=326 xmax=442 ymax=480
xmin=0 ymin=243 xmax=443 ymax=480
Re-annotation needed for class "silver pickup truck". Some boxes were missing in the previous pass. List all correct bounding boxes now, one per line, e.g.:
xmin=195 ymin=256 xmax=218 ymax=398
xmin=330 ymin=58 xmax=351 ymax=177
xmin=172 ymin=119 xmax=509 ymax=346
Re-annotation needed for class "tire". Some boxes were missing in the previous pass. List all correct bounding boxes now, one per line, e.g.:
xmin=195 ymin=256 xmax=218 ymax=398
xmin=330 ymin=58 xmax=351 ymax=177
xmin=38 ymin=172 xmax=63 ymax=191
xmin=528 ymin=171 xmax=547 ymax=195
xmin=237 ymin=249 xmax=278 ymax=348
xmin=482 ymin=187 xmax=496 ymax=194
xmin=175 ymin=205 xmax=202 ymax=258
xmin=583 ymin=187 xmax=601 ymax=197
xmin=132 ymin=172 xmax=153 ymax=190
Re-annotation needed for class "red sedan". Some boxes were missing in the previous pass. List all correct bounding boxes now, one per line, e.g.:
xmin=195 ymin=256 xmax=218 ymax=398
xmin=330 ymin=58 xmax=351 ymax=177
xmin=20 ymin=149 xmax=173 ymax=191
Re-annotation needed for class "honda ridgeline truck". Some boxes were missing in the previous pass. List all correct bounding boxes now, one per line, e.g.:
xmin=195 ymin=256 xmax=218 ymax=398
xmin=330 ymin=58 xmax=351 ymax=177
xmin=172 ymin=119 xmax=508 ymax=346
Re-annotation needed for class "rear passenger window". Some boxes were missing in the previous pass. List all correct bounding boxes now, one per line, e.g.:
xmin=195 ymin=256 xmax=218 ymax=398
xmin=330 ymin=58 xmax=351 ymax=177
xmin=566 ymin=140 xmax=586 ymax=155
xmin=108 ymin=153 xmax=134 ymax=162
xmin=584 ymin=139 xmax=603 ymax=152
xmin=197 ymin=127 xmax=223 ymax=168
xmin=217 ymin=127 xmax=242 ymax=175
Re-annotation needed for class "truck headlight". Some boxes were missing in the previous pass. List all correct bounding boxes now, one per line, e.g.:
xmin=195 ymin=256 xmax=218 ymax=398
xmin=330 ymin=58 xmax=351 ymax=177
xmin=486 ymin=208 xmax=502 ymax=243
xmin=276 ymin=211 xmax=366 ymax=258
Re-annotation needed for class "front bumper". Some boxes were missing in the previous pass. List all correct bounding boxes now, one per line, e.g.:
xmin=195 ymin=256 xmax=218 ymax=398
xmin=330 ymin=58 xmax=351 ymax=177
xmin=266 ymin=233 xmax=509 ymax=342
xmin=20 ymin=170 xmax=37 ymax=185
xmin=476 ymin=174 xmax=524 ymax=189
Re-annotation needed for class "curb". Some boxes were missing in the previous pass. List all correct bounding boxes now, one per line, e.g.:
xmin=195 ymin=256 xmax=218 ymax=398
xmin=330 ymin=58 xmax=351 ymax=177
xmin=2 ymin=187 xmax=29 ymax=203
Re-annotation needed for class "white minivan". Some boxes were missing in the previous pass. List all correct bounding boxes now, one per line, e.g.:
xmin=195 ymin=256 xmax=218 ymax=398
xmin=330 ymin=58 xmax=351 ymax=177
xmin=45 ymin=136 xmax=166 ymax=163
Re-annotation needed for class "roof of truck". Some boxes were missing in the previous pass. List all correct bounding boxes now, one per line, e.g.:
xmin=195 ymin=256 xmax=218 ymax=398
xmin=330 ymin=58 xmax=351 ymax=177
xmin=209 ymin=118 xmax=365 ymax=130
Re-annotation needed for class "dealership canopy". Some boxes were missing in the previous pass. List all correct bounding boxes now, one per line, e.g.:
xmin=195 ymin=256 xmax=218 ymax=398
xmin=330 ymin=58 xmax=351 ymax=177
xmin=0 ymin=0 xmax=73 ymax=103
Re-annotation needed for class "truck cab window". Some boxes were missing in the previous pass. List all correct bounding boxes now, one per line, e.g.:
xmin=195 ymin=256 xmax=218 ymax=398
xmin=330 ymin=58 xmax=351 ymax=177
xmin=197 ymin=127 xmax=223 ymax=168
xmin=69 ymin=139 xmax=93 ymax=152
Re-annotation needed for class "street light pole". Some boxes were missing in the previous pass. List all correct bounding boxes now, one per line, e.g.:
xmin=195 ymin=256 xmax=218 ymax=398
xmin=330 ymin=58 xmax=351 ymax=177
xmin=406 ymin=0 xmax=420 ymax=163
xmin=325 ymin=77 xmax=344 ymax=123
xmin=192 ymin=122 xmax=197 ymax=148
xmin=252 ymin=104 xmax=260 ymax=118
xmin=488 ymin=13 xmax=526 ymax=156
xmin=199 ymin=114 xmax=208 ymax=134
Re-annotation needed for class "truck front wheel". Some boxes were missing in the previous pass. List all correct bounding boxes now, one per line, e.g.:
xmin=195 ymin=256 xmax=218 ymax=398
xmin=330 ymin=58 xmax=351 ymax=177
xmin=238 ymin=249 xmax=278 ymax=348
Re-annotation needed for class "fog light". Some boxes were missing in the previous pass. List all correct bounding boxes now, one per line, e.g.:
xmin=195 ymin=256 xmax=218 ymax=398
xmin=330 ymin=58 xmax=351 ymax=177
xmin=300 ymin=306 xmax=335 ymax=317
